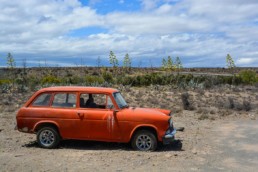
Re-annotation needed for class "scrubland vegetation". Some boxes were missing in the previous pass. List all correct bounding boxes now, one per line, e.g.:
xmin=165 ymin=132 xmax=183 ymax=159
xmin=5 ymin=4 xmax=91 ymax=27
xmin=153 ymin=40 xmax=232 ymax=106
xmin=1 ymin=66 xmax=258 ymax=119
xmin=1 ymin=52 xmax=258 ymax=118
xmin=1 ymin=52 xmax=257 ymax=94
xmin=0 ymin=52 xmax=258 ymax=116
xmin=0 ymin=68 xmax=258 ymax=95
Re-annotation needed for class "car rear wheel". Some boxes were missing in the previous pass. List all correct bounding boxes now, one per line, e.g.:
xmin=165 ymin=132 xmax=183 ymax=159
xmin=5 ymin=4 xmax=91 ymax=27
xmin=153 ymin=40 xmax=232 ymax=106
xmin=37 ymin=127 xmax=60 ymax=149
xmin=131 ymin=130 xmax=157 ymax=151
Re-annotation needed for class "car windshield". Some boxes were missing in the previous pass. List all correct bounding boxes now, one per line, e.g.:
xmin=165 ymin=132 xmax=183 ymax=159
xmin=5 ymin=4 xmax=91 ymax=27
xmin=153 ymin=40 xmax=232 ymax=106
xmin=113 ymin=92 xmax=128 ymax=109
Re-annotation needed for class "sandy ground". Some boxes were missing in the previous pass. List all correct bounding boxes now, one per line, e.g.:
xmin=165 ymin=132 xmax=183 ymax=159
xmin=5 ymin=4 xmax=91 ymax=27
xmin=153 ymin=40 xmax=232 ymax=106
xmin=0 ymin=109 xmax=257 ymax=172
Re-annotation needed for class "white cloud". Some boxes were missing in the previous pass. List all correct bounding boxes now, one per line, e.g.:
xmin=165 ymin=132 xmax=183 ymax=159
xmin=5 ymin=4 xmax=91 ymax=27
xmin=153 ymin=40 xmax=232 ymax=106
xmin=140 ymin=0 xmax=159 ymax=10
xmin=0 ymin=0 xmax=104 ymax=52
xmin=237 ymin=58 xmax=254 ymax=64
xmin=236 ymin=58 xmax=258 ymax=66
xmin=155 ymin=4 xmax=173 ymax=14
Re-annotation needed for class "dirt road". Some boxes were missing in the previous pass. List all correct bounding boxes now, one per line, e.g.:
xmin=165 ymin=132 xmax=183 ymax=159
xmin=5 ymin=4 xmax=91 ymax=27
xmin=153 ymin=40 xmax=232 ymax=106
xmin=202 ymin=119 xmax=258 ymax=171
xmin=0 ymin=110 xmax=257 ymax=172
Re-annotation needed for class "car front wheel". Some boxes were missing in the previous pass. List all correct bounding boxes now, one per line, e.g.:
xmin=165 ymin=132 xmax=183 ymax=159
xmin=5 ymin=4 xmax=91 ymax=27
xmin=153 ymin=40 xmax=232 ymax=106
xmin=131 ymin=130 xmax=157 ymax=151
xmin=37 ymin=127 xmax=60 ymax=149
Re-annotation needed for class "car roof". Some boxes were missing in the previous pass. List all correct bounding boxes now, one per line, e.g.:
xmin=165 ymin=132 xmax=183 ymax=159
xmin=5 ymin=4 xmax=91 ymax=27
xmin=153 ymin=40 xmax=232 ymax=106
xmin=38 ymin=86 xmax=119 ymax=94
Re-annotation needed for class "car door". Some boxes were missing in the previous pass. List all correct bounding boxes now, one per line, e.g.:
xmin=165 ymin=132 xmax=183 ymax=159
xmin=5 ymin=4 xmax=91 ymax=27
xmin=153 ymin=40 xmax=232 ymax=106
xmin=79 ymin=93 xmax=116 ymax=141
xmin=49 ymin=92 xmax=87 ymax=139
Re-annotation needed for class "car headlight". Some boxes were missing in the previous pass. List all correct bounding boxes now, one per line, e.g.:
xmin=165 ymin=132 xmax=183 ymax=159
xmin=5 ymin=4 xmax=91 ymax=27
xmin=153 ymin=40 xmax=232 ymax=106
xmin=168 ymin=117 xmax=173 ymax=128
xmin=166 ymin=117 xmax=174 ymax=134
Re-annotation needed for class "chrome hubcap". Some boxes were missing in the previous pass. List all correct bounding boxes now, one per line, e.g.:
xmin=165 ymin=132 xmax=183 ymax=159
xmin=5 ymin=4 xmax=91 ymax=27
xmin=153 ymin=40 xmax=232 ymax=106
xmin=136 ymin=134 xmax=152 ymax=150
xmin=39 ymin=130 xmax=55 ymax=147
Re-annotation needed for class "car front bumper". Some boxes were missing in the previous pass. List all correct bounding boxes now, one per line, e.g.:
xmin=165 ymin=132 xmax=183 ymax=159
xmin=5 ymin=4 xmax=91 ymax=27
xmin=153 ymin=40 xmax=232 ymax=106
xmin=162 ymin=128 xmax=176 ymax=145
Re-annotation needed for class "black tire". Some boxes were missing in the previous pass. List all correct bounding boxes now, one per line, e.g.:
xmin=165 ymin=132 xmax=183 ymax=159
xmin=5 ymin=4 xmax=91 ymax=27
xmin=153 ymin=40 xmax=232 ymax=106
xmin=37 ymin=127 xmax=60 ymax=149
xmin=131 ymin=130 xmax=157 ymax=151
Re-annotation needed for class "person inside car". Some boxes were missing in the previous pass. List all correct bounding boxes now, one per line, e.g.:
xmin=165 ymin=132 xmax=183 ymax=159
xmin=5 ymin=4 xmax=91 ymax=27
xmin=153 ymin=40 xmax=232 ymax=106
xmin=85 ymin=94 xmax=97 ymax=108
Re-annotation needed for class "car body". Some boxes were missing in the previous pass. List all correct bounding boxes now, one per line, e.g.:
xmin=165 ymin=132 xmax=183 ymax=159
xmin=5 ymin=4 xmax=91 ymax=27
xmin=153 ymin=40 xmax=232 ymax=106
xmin=16 ymin=86 xmax=176 ymax=151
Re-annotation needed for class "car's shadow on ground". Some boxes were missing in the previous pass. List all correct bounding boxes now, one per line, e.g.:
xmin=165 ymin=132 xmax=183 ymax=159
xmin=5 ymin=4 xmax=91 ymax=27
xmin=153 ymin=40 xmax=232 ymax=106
xmin=23 ymin=139 xmax=183 ymax=152
xmin=159 ymin=140 xmax=184 ymax=152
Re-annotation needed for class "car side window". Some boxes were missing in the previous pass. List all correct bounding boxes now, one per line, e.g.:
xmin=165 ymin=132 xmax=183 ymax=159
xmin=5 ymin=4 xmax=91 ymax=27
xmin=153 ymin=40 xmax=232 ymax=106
xmin=32 ymin=93 xmax=52 ymax=107
xmin=80 ymin=93 xmax=107 ymax=109
xmin=52 ymin=93 xmax=76 ymax=108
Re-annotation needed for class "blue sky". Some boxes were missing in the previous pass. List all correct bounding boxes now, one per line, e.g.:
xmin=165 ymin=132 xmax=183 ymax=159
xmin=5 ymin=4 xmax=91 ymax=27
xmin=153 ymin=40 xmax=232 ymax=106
xmin=0 ymin=0 xmax=258 ymax=67
xmin=85 ymin=0 xmax=142 ymax=14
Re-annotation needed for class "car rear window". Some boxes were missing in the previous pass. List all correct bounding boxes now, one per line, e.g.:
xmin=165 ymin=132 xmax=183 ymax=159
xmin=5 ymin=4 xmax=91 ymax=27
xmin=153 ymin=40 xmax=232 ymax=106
xmin=32 ymin=93 xmax=52 ymax=107
xmin=52 ymin=93 xmax=76 ymax=108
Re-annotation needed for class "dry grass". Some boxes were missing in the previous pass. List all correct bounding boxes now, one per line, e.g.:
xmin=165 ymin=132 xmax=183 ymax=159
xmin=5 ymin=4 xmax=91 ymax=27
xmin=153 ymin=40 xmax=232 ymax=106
xmin=120 ymin=85 xmax=258 ymax=119
xmin=0 ymin=85 xmax=257 ymax=120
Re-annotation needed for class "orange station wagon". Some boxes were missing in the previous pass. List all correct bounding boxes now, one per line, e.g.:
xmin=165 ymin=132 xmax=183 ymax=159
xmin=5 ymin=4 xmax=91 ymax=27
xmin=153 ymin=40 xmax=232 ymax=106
xmin=16 ymin=86 xmax=176 ymax=151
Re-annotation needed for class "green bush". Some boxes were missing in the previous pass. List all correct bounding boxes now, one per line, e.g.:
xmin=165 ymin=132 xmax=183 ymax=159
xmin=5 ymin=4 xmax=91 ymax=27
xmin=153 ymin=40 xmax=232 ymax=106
xmin=0 ymin=79 xmax=11 ymax=85
xmin=62 ymin=76 xmax=81 ymax=84
xmin=27 ymin=76 xmax=40 ymax=90
xmin=85 ymin=75 xmax=104 ymax=84
xmin=15 ymin=77 xmax=26 ymax=85
xmin=151 ymin=73 xmax=168 ymax=85
xmin=122 ymin=73 xmax=174 ymax=86
xmin=184 ymin=74 xmax=194 ymax=83
xmin=238 ymin=70 xmax=257 ymax=84
xmin=41 ymin=75 xmax=61 ymax=84
xmin=102 ymin=72 xmax=113 ymax=83
xmin=117 ymin=76 xmax=135 ymax=85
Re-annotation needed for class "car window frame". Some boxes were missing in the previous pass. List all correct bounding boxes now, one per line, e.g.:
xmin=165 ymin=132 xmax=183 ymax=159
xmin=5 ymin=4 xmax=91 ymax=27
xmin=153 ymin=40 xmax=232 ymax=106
xmin=78 ymin=92 xmax=116 ymax=111
xmin=50 ymin=91 xmax=78 ymax=109
xmin=30 ymin=92 xmax=53 ymax=107
xmin=113 ymin=92 xmax=128 ymax=109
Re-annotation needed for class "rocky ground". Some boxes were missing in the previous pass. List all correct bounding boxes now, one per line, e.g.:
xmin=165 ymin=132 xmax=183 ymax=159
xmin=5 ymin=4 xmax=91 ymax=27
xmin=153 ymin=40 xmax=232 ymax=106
xmin=0 ymin=86 xmax=258 ymax=171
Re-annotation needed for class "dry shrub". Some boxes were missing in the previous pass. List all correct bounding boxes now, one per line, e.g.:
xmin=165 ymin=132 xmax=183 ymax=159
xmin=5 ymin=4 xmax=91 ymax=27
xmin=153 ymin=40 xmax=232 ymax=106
xmin=181 ymin=92 xmax=195 ymax=110
xmin=234 ymin=102 xmax=243 ymax=111
xmin=160 ymin=103 xmax=167 ymax=109
xmin=216 ymin=97 xmax=225 ymax=108
xmin=226 ymin=98 xmax=251 ymax=111
xmin=228 ymin=97 xmax=234 ymax=109
xmin=220 ymin=110 xmax=232 ymax=116
xmin=243 ymin=100 xmax=251 ymax=111
xmin=181 ymin=92 xmax=190 ymax=110
xmin=198 ymin=114 xmax=209 ymax=120
xmin=196 ymin=108 xmax=209 ymax=114
xmin=209 ymin=108 xmax=216 ymax=114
